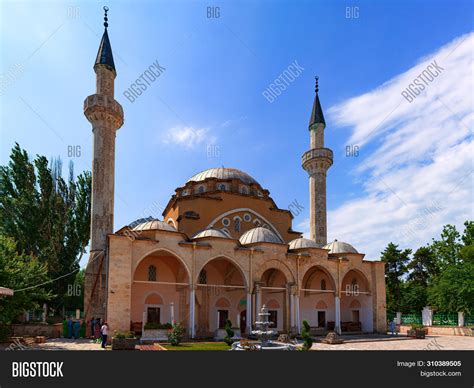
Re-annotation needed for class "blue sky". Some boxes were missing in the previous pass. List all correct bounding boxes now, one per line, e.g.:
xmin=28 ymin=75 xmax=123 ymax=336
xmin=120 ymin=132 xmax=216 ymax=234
xmin=1 ymin=0 xmax=473 ymax=266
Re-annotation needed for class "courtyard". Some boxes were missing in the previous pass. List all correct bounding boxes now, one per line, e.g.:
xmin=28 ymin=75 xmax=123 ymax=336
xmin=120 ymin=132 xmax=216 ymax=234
xmin=1 ymin=334 xmax=473 ymax=351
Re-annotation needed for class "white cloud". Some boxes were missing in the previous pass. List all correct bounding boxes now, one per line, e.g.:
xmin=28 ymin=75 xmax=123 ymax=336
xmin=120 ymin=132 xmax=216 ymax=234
xmin=322 ymin=32 xmax=474 ymax=260
xmin=162 ymin=126 xmax=216 ymax=149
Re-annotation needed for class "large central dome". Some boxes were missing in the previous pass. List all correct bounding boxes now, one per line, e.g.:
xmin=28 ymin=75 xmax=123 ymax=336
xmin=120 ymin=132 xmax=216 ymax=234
xmin=187 ymin=167 xmax=258 ymax=185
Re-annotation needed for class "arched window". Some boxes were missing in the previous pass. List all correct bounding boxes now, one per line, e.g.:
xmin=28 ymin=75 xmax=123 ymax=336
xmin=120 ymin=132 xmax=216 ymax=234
xmin=198 ymin=185 xmax=205 ymax=193
xmin=240 ymin=186 xmax=248 ymax=195
xmin=234 ymin=218 xmax=241 ymax=232
xmin=198 ymin=269 xmax=207 ymax=284
xmin=321 ymin=279 xmax=326 ymax=290
xmin=219 ymin=184 xmax=226 ymax=191
xmin=148 ymin=265 xmax=157 ymax=282
xmin=351 ymin=278 xmax=358 ymax=286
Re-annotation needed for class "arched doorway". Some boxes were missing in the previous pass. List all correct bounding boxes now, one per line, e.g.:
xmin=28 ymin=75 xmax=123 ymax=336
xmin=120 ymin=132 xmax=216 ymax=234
xmin=131 ymin=250 xmax=190 ymax=333
xmin=300 ymin=266 xmax=336 ymax=330
xmin=340 ymin=269 xmax=372 ymax=332
xmin=196 ymin=257 xmax=247 ymax=337
xmin=259 ymin=268 xmax=288 ymax=332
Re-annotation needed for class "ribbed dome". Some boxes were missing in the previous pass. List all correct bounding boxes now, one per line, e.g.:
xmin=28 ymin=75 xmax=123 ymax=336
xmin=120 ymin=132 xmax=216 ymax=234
xmin=193 ymin=228 xmax=230 ymax=239
xmin=132 ymin=219 xmax=176 ymax=232
xmin=288 ymin=237 xmax=318 ymax=250
xmin=187 ymin=168 xmax=258 ymax=185
xmin=239 ymin=227 xmax=282 ymax=245
xmin=323 ymin=239 xmax=358 ymax=254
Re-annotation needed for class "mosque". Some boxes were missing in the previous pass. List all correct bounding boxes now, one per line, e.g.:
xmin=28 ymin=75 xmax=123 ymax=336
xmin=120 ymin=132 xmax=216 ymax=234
xmin=84 ymin=9 xmax=387 ymax=338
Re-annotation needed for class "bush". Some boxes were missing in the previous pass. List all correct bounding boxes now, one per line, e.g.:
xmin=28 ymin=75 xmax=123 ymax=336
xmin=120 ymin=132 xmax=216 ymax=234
xmin=301 ymin=320 xmax=313 ymax=351
xmin=114 ymin=330 xmax=135 ymax=339
xmin=144 ymin=322 xmax=172 ymax=330
xmin=0 ymin=325 xmax=11 ymax=342
xmin=168 ymin=322 xmax=184 ymax=346
xmin=411 ymin=323 xmax=423 ymax=330
xmin=223 ymin=319 xmax=235 ymax=346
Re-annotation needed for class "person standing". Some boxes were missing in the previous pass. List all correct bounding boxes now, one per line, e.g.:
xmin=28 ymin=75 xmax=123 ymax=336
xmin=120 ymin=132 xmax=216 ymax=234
xmin=67 ymin=317 xmax=73 ymax=339
xmin=100 ymin=322 xmax=109 ymax=349
xmin=90 ymin=317 xmax=96 ymax=339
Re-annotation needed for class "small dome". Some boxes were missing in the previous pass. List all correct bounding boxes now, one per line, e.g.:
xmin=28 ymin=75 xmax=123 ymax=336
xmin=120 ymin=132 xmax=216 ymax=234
xmin=132 ymin=219 xmax=176 ymax=232
xmin=187 ymin=167 xmax=258 ymax=185
xmin=239 ymin=227 xmax=282 ymax=245
xmin=193 ymin=228 xmax=230 ymax=239
xmin=288 ymin=237 xmax=318 ymax=250
xmin=323 ymin=239 xmax=358 ymax=254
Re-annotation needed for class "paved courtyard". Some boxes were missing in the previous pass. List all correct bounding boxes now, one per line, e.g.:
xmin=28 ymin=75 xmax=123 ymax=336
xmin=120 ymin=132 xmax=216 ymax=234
xmin=312 ymin=334 xmax=474 ymax=350
xmin=1 ymin=335 xmax=473 ymax=351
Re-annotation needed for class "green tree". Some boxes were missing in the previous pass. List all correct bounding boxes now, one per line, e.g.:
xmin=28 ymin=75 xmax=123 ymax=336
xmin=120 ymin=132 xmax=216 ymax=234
xmin=0 ymin=143 xmax=91 ymax=313
xmin=461 ymin=221 xmax=474 ymax=246
xmin=0 ymin=235 xmax=50 ymax=323
xmin=380 ymin=243 xmax=411 ymax=312
xmin=431 ymin=224 xmax=462 ymax=269
xmin=407 ymin=246 xmax=438 ymax=285
xmin=428 ymin=260 xmax=474 ymax=314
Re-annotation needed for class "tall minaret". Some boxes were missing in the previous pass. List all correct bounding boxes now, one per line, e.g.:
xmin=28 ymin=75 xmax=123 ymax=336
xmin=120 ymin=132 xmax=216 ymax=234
xmin=84 ymin=6 xmax=124 ymax=320
xmin=302 ymin=77 xmax=333 ymax=247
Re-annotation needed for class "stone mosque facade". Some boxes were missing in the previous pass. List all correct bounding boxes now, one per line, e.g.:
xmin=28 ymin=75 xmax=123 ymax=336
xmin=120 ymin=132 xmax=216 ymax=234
xmin=84 ymin=13 xmax=387 ymax=338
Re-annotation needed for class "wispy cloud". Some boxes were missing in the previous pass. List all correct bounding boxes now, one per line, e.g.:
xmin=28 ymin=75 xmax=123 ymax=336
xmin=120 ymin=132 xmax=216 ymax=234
xmin=321 ymin=32 xmax=473 ymax=260
xmin=162 ymin=126 xmax=217 ymax=149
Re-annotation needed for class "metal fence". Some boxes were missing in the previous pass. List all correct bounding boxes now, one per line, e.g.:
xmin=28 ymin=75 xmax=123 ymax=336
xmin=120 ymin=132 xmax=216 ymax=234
xmin=400 ymin=313 xmax=422 ymax=325
xmin=432 ymin=313 xmax=458 ymax=326
xmin=465 ymin=315 xmax=474 ymax=326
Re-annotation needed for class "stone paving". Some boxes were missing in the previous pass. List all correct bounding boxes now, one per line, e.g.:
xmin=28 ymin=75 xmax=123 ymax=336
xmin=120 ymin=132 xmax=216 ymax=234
xmin=1 ymin=335 xmax=473 ymax=351
xmin=311 ymin=334 xmax=474 ymax=351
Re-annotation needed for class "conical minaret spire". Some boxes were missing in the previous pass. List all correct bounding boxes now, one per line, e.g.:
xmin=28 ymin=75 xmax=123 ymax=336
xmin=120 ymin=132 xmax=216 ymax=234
xmin=302 ymin=77 xmax=333 ymax=246
xmin=84 ymin=6 xmax=124 ymax=321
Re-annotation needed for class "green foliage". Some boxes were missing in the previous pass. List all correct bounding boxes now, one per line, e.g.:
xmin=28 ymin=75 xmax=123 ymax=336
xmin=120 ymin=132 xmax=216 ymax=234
xmin=79 ymin=321 xmax=86 ymax=338
xmin=167 ymin=322 xmax=185 ymax=346
xmin=143 ymin=322 xmax=172 ymax=330
xmin=384 ymin=221 xmax=474 ymax=315
xmin=114 ymin=330 xmax=135 ymax=339
xmin=62 ymin=320 xmax=68 ymax=337
xmin=428 ymin=260 xmax=474 ymax=315
xmin=381 ymin=243 xmax=411 ymax=312
xmin=301 ymin=320 xmax=313 ymax=351
xmin=223 ymin=319 xmax=235 ymax=346
xmin=0 ymin=143 xmax=91 ymax=313
xmin=0 ymin=325 xmax=12 ymax=342
xmin=0 ymin=235 xmax=50 ymax=323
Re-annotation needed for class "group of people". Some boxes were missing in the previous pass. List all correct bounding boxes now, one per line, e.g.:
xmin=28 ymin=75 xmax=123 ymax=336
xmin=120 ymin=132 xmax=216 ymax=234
xmin=66 ymin=318 xmax=82 ymax=339
xmin=66 ymin=317 xmax=109 ymax=349
xmin=88 ymin=317 xmax=109 ymax=349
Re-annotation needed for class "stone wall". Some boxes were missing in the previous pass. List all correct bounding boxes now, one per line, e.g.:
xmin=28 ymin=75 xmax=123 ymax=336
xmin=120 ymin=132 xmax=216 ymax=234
xmin=12 ymin=323 xmax=62 ymax=338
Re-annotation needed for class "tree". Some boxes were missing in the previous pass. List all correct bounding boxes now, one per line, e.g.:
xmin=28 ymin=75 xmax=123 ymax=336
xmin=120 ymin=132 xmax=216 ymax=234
xmin=461 ymin=221 xmax=474 ymax=246
xmin=0 ymin=235 xmax=50 ymax=323
xmin=407 ymin=246 xmax=438 ymax=285
xmin=380 ymin=243 xmax=411 ymax=312
xmin=0 ymin=143 xmax=91 ymax=313
xmin=431 ymin=224 xmax=462 ymax=269
xmin=301 ymin=320 xmax=313 ymax=350
xmin=428 ymin=260 xmax=474 ymax=314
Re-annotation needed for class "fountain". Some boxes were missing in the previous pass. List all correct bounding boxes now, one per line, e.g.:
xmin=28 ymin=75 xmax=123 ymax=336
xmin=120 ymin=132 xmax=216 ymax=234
xmin=231 ymin=305 xmax=296 ymax=350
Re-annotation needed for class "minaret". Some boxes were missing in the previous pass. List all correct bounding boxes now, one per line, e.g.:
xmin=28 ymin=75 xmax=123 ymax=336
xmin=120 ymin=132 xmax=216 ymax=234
xmin=302 ymin=77 xmax=333 ymax=247
xmin=84 ymin=6 xmax=124 ymax=320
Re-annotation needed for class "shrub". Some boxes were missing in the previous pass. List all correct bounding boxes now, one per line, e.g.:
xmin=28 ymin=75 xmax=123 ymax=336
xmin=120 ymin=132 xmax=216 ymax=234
xmin=0 ymin=325 xmax=11 ymax=342
xmin=114 ymin=330 xmax=135 ymax=339
xmin=411 ymin=323 xmax=423 ymax=330
xmin=301 ymin=320 xmax=313 ymax=351
xmin=144 ymin=322 xmax=172 ymax=330
xmin=168 ymin=322 xmax=184 ymax=346
xmin=223 ymin=319 xmax=235 ymax=346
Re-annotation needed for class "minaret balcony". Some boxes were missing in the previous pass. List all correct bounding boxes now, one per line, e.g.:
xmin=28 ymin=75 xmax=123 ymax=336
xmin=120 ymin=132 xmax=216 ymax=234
xmin=302 ymin=148 xmax=333 ymax=173
xmin=84 ymin=94 xmax=124 ymax=128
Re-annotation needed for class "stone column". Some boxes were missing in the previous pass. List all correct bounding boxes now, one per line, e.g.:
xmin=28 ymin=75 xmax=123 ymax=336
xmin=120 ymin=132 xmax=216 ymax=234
xmin=422 ymin=307 xmax=433 ymax=327
xmin=295 ymin=294 xmax=301 ymax=333
xmin=285 ymin=283 xmax=292 ymax=332
xmin=246 ymin=292 xmax=252 ymax=334
xmin=335 ymin=296 xmax=341 ymax=334
xmin=396 ymin=312 xmax=402 ymax=325
xmin=255 ymin=282 xmax=262 ymax=314
xmin=458 ymin=312 xmax=464 ymax=327
xmin=170 ymin=302 xmax=175 ymax=324
xmin=189 ymin=287 xmax=196 ymax=338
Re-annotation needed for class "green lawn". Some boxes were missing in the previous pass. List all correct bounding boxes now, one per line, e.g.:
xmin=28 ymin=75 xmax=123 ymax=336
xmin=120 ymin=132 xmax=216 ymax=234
xmin=162 ymin=342 xmax=231 ymax=351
